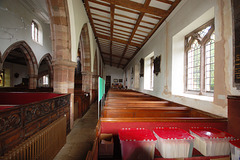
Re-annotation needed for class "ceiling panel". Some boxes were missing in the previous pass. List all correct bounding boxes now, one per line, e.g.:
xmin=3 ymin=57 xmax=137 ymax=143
xmin=85 ymin=0 xmax=181 ymax=68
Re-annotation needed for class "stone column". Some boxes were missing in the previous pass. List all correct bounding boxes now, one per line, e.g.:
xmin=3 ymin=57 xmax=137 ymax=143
xmin=53 ymin=60 xmax=76 ymax=129
xmin=29 ymin=74 xmax=37 ymax=89
xmin=82 ymin=71 xmax=93 ymax=103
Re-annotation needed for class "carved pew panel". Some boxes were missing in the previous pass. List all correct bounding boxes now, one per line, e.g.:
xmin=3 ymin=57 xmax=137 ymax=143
xmin=0 ymin=93 xmax=70 ymax=156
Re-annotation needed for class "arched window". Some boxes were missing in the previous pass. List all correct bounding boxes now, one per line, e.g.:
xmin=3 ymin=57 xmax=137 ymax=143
xmin=185 ymin=19 xmax=215 ymax=95
xmin=31 ymin=20 xmax=43 ymax=45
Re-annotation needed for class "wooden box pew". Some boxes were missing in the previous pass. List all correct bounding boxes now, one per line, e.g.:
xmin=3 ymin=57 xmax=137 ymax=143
xmin=99 ymin=117 xmax=227 ymax=136
xmin=0 ymin=92 xmax=70 ymax=158
xmin=102 ymin=105 xmax=223 ymax=119
xmin=104 ymin=100 xmax=180 ymax=108
xmin=102 ymin=106 xmax=193 ymax=118
xmin=107 ymin=92 xmax=152 ymax=98
xmin=106 ymin=97 xmax=162 ymax=101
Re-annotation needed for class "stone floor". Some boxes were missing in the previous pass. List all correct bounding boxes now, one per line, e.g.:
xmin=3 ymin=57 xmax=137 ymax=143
xmin=54 ymin=101 xmax=98 ymax=160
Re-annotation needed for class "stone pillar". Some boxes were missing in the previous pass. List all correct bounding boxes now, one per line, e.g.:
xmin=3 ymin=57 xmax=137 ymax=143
xmin=92 ymin=74 xmax=98 ymax=103
xmin=82 ymin=71 xmax=93 ymax=103
xmin=53 ymin=60 xmax=76 ymax=129
xmin=29 ymin=74 xmax=37 ymax=89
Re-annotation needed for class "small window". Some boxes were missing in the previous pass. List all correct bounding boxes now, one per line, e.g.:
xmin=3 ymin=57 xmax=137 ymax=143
xmin=32 ymin=21 xmax=39 ymax=42
xmin=31 ymin=20 xmax=43 ymax=45
xmin=185 ymin=19 xmax=215 ymax=95
xmin=144 ymin=52 xmax=154 ymax=90
xmin=150 ymin=56 xmax=154 ymax=89
xmin=43 ymin=75 xmax=49 ymax=86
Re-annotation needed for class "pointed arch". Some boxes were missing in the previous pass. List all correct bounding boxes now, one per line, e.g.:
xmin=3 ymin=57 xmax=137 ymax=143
xmin=79 ymin=23 xmax=91 ymax=72
xmin=2 ymin=41 xmax=38 ymax=89
xmin=38 ymin=53 xmax=53 ymax=88
xmin=93 ymin=50 xmax=98 ymax=76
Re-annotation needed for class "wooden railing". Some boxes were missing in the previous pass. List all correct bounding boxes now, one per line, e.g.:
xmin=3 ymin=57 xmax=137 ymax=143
xmin=0 ymin=93 xmax=70 ymax=156
xmin=0 ymin=116 xmax=66 ymax=160
xmin=74 ymin=89 xmax=90 ymax=119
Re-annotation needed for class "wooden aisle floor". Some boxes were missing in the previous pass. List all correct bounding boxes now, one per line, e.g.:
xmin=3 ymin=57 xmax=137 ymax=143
xmin=54 ymin=101 xmax=98 ymax=160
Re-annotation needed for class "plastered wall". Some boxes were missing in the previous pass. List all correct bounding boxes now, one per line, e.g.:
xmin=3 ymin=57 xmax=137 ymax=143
xmin=0 ymin=0 xmax=52 ymax=64
xmin=103 ymin=65 xmax=124 ymax=85
xmin=125 ymin=0 xmax=236 ymax=117
xmin=67 ymin=0 xmax=102 ymax=74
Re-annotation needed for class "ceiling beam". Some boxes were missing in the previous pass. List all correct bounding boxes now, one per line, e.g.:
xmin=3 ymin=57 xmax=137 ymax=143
xmin=102 ymin=52 xmax=129 ymax=60
xmin=113 ymin=31 xmax=131 ymax=38
xmin=115 ymin=6 xmax=139 ymax=14
xmin=117 ymin=0 xmax=151 ymax=68
xmin=114 ymin=18 xmax=153 ymax=30
xmin=96 ymin=33 xmax=141 ymax=47
xmin=144 ymin=14 xmax=162 ymax=20
xmin=141 ymin=0 xmax=181 ymax=47
xmin=104 ymin=60 xmax=124 ymax=66
xmin=110 ymin=4 xmax=115 ymax=66
xmin=88 ymin=0 xmax=110 ymax=7
xmin=156 ymin=0 xmax=174 ymax=5
xmin=85 ymin=0 xmax=105 ymax=64
xmin=124 ymin=0 xmax=182 ymax=68
xmin=99 ymin=0 xmax=168 ymax=17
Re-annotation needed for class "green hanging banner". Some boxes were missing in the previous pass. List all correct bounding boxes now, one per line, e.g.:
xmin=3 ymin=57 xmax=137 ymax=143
xmin=98 ymin=77 xmax=105 ymax=101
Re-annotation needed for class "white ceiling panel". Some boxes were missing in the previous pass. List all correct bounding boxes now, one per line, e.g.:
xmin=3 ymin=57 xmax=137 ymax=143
xmin=115 ymin=9 xmax=139 ymax=19
xmin=142 ymin=16 xmax=159 ymax=24
xmin=90 ymin=9 xmax=110 ymax=18
xmin=89 ymin=2 xmax=110 ymax=11
xmin=114 ymin=25 xmax=133 ymax=33
xmin=93 ymin=20 xmax=110 ymax=26
xmin=137 ymin=26 xmax=151 ymax=33
xmin=114 ymin=21 xmax=134 ymax=29
xmin=113 ymin=30 xmax=131 ymax=36
xmin=149 ymin=0 xmax=171 ymax=10
xmin=130 ymin=0 xmax=145 ymax=4
xmin=115 ymin=15 xmax=136 ymax=24
xmin=139 ymin=21 xmax=155 ymax=28
xmin=135 ymin=30 xmax=148 ymax=36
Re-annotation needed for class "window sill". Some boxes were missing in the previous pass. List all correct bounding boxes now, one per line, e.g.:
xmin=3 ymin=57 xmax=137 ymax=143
xmin=176 ymin=93 xmax=213 ymax=102
xmin=144 ymin=88 xmax=153 ymax=91
xmin=32 ymin=39 xmax=43 ymax=46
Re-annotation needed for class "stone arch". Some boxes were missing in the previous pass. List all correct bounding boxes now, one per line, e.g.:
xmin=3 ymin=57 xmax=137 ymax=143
xmin=2 ymin=41 xmax=38 ymax=89
xmin=92 ymin=50 xmax=98 ymax=102
xmin=79 ymin=23 xmax=91 ymax=73
xmin=93 ymin=50 xmax=98 ymax=76
xmin=46 ymin=0 xmax=75 ymax=128
xmin=38 ymin=53 xmax=53 ymax=88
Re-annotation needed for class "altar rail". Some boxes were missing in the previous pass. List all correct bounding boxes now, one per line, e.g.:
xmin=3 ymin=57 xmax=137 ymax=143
xmin=0 ymin=116 xmax=66 ymax=160
xmin=0 ymin=92 xmax=70 ymax=156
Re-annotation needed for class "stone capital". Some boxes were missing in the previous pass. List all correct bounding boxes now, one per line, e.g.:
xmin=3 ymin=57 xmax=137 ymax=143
xmin=53 ymin=59 xmax=77 ymax=68
xmin=81 ymin=71 xmax=93 ymax=76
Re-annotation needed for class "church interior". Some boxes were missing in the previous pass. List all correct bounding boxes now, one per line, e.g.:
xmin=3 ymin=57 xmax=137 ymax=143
xmin=0 ymin=0 xmax=240 ymax=159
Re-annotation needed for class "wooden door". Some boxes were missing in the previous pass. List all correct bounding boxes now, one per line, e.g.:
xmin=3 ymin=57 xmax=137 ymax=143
xmin=106 ymin=76 xmax=111 ymax=93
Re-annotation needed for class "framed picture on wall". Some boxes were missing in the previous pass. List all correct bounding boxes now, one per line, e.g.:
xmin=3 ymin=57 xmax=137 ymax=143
xmin=0 ymin=70 xmax=4 ymax=87
xmin=119 ymin=79 xmax=123 ymax=82
xmin=233 ymin=0 xmax=240 ymax=89
xmin=113 ymin=79 xmax=118 ymax=83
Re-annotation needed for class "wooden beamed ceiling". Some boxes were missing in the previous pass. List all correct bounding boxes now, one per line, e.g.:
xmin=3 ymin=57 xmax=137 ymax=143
xmin=84 ymin=0 xmax=181 ymax=68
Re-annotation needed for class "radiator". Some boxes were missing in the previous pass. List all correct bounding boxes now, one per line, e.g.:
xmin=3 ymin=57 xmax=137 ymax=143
xmin=1 ymin=116 xmax=67 ymax=160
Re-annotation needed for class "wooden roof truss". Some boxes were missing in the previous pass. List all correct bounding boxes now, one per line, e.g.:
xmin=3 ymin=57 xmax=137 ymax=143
xmin=84 ymin=0 xmax=181 ymax=68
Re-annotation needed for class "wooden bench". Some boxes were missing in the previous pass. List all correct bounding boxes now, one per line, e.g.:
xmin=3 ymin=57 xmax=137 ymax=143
xmin=102 ymin=90 xmax=222 ymax=119
xmin=87 ymin=89 xmax=229 ymax=160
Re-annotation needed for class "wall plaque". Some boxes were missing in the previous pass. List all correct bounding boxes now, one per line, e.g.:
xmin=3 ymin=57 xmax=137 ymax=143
xmin=153 ymin=55 xmax=161 ymax=76
xmin=233 ymin=0 xmax=240 ymax=89
xmin=140 ymin=58 xmax=144 ymax=77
